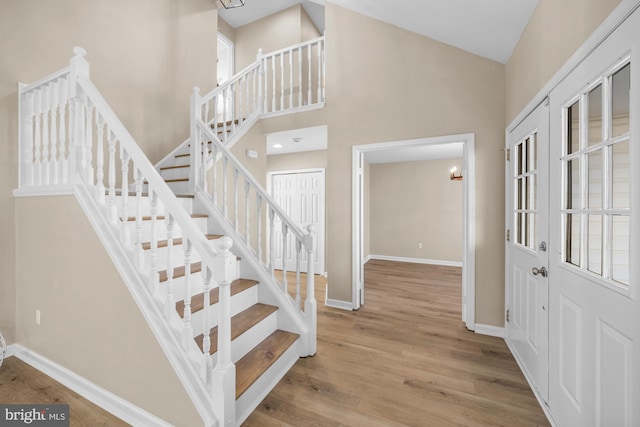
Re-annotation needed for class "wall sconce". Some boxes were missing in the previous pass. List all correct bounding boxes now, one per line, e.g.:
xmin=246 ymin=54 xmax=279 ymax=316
xmin=450 ymin=166 xmax=463 ymax=181
xmin=219 ymin=0 xmax=244 ymax=9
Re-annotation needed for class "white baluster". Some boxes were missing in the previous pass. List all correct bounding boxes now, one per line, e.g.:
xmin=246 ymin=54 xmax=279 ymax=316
xmin=212 ymin=236 xmax=236 ymax=427
xmin=49 ymin=82 xmax=59 ymax=185
xmin=307 ymin=44 xmax=312 ymax=104
xmin=67 ymin=94 xmax=76 ymax=184
xmin=135 ymin=167 xmax=144 ymax=268
xmin=211 ymin=143 xmax=218 ymax=207
xmin=58 ymin=79 xmax=68 ymax=184
xmin=23 ymin=92 xmax=35 ymax=187
xmin=304 ymin=224 xmax=317 ymax=356
xmin=268 ymin=207 xmax=275 ymax=277
xmin=233 ymin=167 xmax=239 ymax=231
xmin=289 ymin=49 xmax=293 ymax=109
xmin=107 ymin=129 xmax=117 ymax=223
xmin=282 ymin=222 xmax=288 ymax=294
xmin=182 ymin=239 xmax=194 ymax=350
xmin=84 ymin=96 xmax=94 ymax=183
xmin=222 ymin=87 xmax=228 ymax=141
xmin=212 ymin=95 xmax=218 ymax=135
xmin=271 ymin=54 xmax=276 ymax=112
xmin=201 ymin=265 xmax=213 ymax=389
xmin=41 ymin=85 xmax=50 ymax=185
xmin=201 ymin=130 xmax=208 ymax=194
xmin=280 ymin=52 xmax=284 ymax=111
xmin=244 ymin=179 xmax=250 ymax=245
xmin=295 ymin=238 xmax=302 ymax=310
xmin=165 ymin=214 xmax=175 ymax=319
xmin=149 ymin=191 xmax=159 ymax=294
xmin=321 ymin=36 xmax=326 ymax=100
xmin=189 ymin=87 xmax=201 ymax=194
xmin=120 ymin=148 xmax=130 ymax=245
xmin=222 ymin=156 xmax=228 ymax=219
xmin=33 ymin=89 xmax=42 ymax=185
xmin=257 ymin=195 xmax=263 ymax=263
xmin=245 ymin=72 xmax=250 ymax=119
xmin=298 ymin=46 xmax=303 ymax=107
xmin=95 ymin=115 xmax=105 ymax=203
xmin=317 ymin=41 xmax=322 ymax=104
xmin=238 ymin=76 xmax=243 ymax=124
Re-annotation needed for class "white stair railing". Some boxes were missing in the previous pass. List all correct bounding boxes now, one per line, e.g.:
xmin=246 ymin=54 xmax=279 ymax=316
xmin=191 ymin=108 xmax=317 ymax=357
xmin=17 ymin=48 xmax=242 ymax=426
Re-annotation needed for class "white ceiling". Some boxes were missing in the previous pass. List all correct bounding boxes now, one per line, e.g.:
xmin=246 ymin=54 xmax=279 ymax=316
xmin=218 ymin=0 xmax=540 ymax=64
xmin=266 ymin=125 xmax=328 ymax=155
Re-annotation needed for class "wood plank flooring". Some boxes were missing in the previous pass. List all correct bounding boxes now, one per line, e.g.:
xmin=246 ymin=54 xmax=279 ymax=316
xmin=243 ymin=260 xmax=550 ymax=426
xmin=0 ymin=357 xmax=128 ymax=426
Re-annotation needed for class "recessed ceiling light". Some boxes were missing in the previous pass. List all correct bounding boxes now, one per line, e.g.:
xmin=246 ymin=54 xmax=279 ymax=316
xmin=273 ymin=144 xmax=283 ymax=148
xmin=292 ymin=137 xmax=302 ymax=143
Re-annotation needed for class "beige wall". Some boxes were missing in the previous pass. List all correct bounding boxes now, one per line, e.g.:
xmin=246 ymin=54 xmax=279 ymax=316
xmin=218 ymin=16 xmax=236 ymax=43
xmin=301 ymin=6 xmax=322 ymax=41
xmin=0 ymin=0 xmax=217 ymax=345
xmin=266 ymin=149 xmax=327 ymax=172
xmin=506 ymin=0 xmax=621 ymax=123
xmin=370 ymin=159 xmax=463 ymax=262
xmin=15 ymin=196 xmax=200 ymax=426
xmin=324 ymin=4 xmax=506 ymax=326
xmin=363 ymin=161 xmax=371 ymax=260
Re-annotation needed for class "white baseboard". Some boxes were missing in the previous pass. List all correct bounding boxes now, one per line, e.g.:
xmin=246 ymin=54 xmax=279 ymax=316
xmin=505 ymin=340 xmax=559 ymax=426
xmin=363 ymin=255 xmax=372 ymax=264
xmin=474 ymin=324 xmax=505 ymax=338
xmin=367 ymin=254 xmax=462 ymax=268
xmin=324 ymin=298 xmax=353 ymax=311
xmin=9 ymin=345 xmax=171 ymax=427
xmin=5 ymin=343 xmax=18 ymax=358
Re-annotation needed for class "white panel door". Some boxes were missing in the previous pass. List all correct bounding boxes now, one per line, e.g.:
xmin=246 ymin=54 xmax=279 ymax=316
xmin=271 ymin=170 xmax=325 ymax=274
xmin=547 ymin=10 xmax=640 ymax=426
xmin=506 ymin=101 xmax=550 ymax=402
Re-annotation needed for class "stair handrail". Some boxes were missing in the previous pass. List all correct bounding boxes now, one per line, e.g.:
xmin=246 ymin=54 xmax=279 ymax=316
xmin=16 ymin=47 xmax=243 ymax=426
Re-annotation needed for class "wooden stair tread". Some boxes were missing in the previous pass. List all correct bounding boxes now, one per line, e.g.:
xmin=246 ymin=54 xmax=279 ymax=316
xmin=159 ymin=261 xmax=202 ymax=283
xmin=141 ymin=234 xmax=221 ymax=250
xmin=212 ymin=119 xmax=241 ymax=128
xmin=125 ymin=213 xmax=207 ymax=222
xmin=235 ymin=330 xmax=299 ymax=399
xmin=160 ymin=164 xmax=190 ymax=171
xmin=109 ymin=190 xmax=194 ymax=198
xmin=175 ymin=152 xmax=212 ymax=158
xmin=174 ymin=278 xmax=259 ymax=317
xmin=194 ymin=303 xmax=278 ymax=355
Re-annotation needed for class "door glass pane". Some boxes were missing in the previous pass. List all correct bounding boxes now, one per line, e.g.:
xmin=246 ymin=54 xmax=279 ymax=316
xmin=517 ymin=142 xmax=523 ymax=175
xmin=530 ymin=133 xmax=537 ymax=171
xmin=525 ymin=176 xmax=530 ymax=210
xmin=611 ymin=140 xmax=630 ymax=209
xmin=524 ymin=137 xmax=530 ymax=173
xmin=588 ymin=84 xmax=603 ymax=146
xmin=567 ymin=100 xmax=580 ymax=154
xmin=566 ymin=214 xmax=581 ymax=266
xmin=524 ymin=213 xmax=530 ymax=248
xmin=588 ymin=149 xmax=603 ymax=209
xmin=611 ymin=63 xmax=630 ymax=138
xmin=587 ymin=215 xmax=602 ymax=275
xmin=611 ymin=215 xmax=630 ymax=285
xmin=517 ymin=178 xmax=523 ymax=210
xmin=531 ymin=175 xmax=537 ymax=210
xmin=516 ymin=213 xmax=523 ymax=245
xmin=566 ymin=159 xmax=580 ymax=209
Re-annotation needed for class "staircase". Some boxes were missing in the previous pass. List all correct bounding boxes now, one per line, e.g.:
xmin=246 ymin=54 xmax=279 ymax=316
xmin=15 ymin=39 xmax=325 ymax=427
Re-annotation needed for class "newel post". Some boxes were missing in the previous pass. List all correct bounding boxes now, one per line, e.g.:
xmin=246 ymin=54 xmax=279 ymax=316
xmin=189 ymin=87 xmax=201 ymax=193
xmin=256 ymin=48 xmax=264 ymax=114
xmin=304 ymin=225 xmax=317 ymax=356
xmin=212 ymin=236 xmax=236 ymax=426
xmin=68 ymin=47 xmax=90 ymax=183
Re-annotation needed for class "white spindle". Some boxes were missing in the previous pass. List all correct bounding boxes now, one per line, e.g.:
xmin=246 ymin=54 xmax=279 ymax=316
xmin=271 ymin=55 xmax=276 ymax=112
xmin=41 ymin=85 xmax=50 ymax=185
xmin=49 ymin=82 xmax=59 ymax=185
xmin=212 ymin=95 xmax=218 ymax=135
xmin=317 ymin=41 xmax=322 ymax=103
xmin=24 ymin=92 xmax=35 ymax=187
xmin=223 ymin=156 xmax=228 ymax=219
xmin=150 ymin=191 xmax=159 ymax=294
xmin=257 ymin=195 xmax=263 ymax=263
xmin=58 ymin=79 xmax=68 ymax=184
xmin=201 ymin=265 xmax=213 ymax=383
xmin=120 ymin=149 xmax=131 ymax=245
xmin=282 ymin=223 xmax=288 ymax=294
xmin=304 ymin=224 xmax=317 ymax=356
xmin=222 ymin=87 xmax=228 ymax=141
xmin=33 ymin=89 xmax=42 ymax=185
xmin=165 ymin=214 xmax=175 ymax=319
xmin=280 ymin=52 xmax=284 ymax=111
xmin=135 ymin=167 xmax=144 ymax=268
xmin=288 ymin=50 xmax=293 ymax=109
xmin=233 ymin=167 xmax=239 ymax=231
xmin=95 ymin=115 xmax=105 ymax=203
xmin=107 ymin=129 xmax=117 ymax=223
xmin=269 ymin=207 xmax=275 ymax=277
xmin=182 ymin=239 xmax=194 ymax=350
xmin=84 ymin=97 xmax=94 ymax=183
xmin=307 ymin=44 xmax=312 ymax=104
xmin=238 ymin=76 xmax=243 ymax=124
xmin=212 ymin=143 xmax=218 ymax=206
xmin=67 ymin=96 xmax=75 ymax=184
xmin=244 ymin=179 xmax=250 ymax=245
xmin=298 ymin=46 xmax=303 ymax=107
xmin=295 ymin=238 xmax=302 ymax=309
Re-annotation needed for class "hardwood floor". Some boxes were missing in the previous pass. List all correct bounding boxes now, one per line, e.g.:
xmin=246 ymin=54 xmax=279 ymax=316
xmin=0 ymin=260 xmax=549 ymax=426
xmin=0 ymin=356 xmax=128 ymax=426
xmin=244 ymin=260 xmax=550 ymax=426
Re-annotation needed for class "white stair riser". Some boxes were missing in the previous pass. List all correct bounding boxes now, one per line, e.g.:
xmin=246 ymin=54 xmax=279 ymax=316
xmin=143 ymin=245 xmax=208 ymax=271
xmin=115 ymin=195 xmax=193 ymax=217
xmin=165 ymin=180 xmax=191 ymax=194
xmin=161 ymin=166 xmax=191 ymax=181
xmin=210 ymin=311 xmax=278 ymax=366
xmin=174 ymin=155 xmax=191 ymax=167
xmin=159 ymin=274 xmax=206 ymax=303
xmin=190 ymin=285 xmax=258 ymax=337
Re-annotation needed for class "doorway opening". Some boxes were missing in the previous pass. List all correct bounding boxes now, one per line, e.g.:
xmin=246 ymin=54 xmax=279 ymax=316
xmin=352 ymin=133 xmax=476 ymax=330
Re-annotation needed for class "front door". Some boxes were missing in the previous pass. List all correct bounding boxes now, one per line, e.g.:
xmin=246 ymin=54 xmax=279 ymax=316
xmin=506 ymin=101 xmax=550 ymax=402
xmin=547 ymin=9 xmax=640 ymax=426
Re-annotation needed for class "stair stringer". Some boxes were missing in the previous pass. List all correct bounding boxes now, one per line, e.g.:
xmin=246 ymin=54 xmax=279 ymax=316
xmin=74 ymin=182 xmax=219 ymax=427
xmin=194 ymin=191 xmax=309 ymax=347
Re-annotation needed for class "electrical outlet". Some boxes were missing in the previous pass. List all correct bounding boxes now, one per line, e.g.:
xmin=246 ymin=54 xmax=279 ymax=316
xmin=36 ymin=310 xmax=41 ymax=325
xmin=418 ymin=242 xmax=423 ymax=249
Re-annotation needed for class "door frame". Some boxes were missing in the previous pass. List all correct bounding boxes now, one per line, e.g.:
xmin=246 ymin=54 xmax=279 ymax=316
xmin=267 ymin=167 xmax=326 ymax=275
xmin=352 ymin=133 xmax=476 ymax=331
